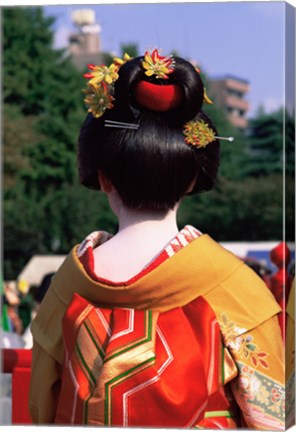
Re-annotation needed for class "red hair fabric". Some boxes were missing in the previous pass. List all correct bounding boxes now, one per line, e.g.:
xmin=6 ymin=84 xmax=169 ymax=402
xmin=133 ymin=81 xmax=183 ymax=112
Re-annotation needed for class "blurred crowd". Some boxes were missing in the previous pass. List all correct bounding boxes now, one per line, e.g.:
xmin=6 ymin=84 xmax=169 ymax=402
xmin=1 ymin=273 xmax=54 ymax=349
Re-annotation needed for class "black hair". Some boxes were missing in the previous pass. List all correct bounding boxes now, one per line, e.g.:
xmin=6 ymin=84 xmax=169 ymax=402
xmin=78 ymin=55 xmax=220 ymax=212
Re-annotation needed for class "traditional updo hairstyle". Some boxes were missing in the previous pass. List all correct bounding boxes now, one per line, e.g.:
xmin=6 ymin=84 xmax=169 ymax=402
xmin=78 ymin=55 xmax=220 ymax=212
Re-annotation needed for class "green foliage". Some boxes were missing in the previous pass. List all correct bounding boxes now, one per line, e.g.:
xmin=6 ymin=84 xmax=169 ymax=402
xmin=203 ymin=102 xmax=248 ymax=180
xmin=3 ymin=104 xmax=39 ymax=189
xmin=285 ymin=110 xmax=296 ymax=177
xmin=3 ymin=7 xmax=56 ymax=115
xmin=178 ymin=174 xmax=289 ymax=242
xmin=39 ymin=184 xmax=118 ymax=254
xmin=245 ymin=107 xmax=295 ymax=176
xmin=3 ymin=6 xmax=85 ymax=197
xmin=3 ymin=7 xmax=85 ymax=278
xmin=4 ymin=184 xmax=47 ymax=280
xmin=3 ymin=182 xmax=118 ymax=280
xmin=120 ymin=43 xmax=139 ymax=58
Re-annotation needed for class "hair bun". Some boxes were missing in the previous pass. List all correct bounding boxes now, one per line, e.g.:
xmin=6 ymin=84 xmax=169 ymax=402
xmin=133 ymin=81 xmax=183 ymax=112
xmin=113 ymin=55 xmax=205 ymax=125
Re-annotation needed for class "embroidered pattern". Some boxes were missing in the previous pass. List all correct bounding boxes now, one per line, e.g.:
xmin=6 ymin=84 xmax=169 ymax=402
xmin=233 ymin=362 xmax=285 ymax=429
xmin=218 ymin=313 xmax=285 ymax=430
xmin=77 ymin=231 xmax=112 ymax=257
xmin=219 ymin=313 xmax=269 ymax=370
xmin=164 ymin=225 xmax=201 ymax=257
xmin=286 ymin=368 xmax=295 ymax=426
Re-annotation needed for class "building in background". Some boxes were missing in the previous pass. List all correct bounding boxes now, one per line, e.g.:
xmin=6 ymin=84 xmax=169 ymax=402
xmin=208 ymin=75 xmax=250 ymax=131
xmin=69 ymin=9 xmax=104 ymax=70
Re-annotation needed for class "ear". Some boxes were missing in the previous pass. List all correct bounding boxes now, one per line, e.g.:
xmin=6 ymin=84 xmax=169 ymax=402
xmin=98 ymin=170 xmax=113 ymax=193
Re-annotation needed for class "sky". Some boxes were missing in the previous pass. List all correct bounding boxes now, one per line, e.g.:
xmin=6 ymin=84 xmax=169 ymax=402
xmin=40 ymin=1 xmax=294 ymax=118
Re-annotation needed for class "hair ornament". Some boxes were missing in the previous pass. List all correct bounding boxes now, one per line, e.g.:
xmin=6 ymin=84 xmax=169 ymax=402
xmin=203 ymin=87 xmax=214 ymax=105
xmin=194 ymin=66 xmax=213 ymax=105
xmin=183 ymin=120 xmax=216 ymax=148
xmin=83 ymin=82 xmax=114 ymax=119
xmin=84 ymin=63 xmax=119 ymax=86
xmin=105 ymin=120 xmax=139 ymax=130
xmin=113 ymin=53 xmax=133 ymax=67
xmin=184 ymin=120 xmax=234 ymax=148
xmin=142 ymin=49 xmax=175 ymax=79
xmin=83 ymin=53 xmax=133 ymax=118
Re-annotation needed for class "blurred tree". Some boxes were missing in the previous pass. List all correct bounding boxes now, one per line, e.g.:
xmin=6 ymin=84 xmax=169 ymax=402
xmin=3 ymin=181 xmax=118 ymax=280
xmin=120 ymin=43 xmax=139 ymax=58
xmin=3 ymin=7 xmax=86 ymax=279
xmin=3 ymin=104 xmax=39 ymax=189
xmin=244 ymin=107 xmax=294 ymax=176
xmin=203 ymin=102 xmax=248 ymax=180
xmin=4 ymin=7 xmax=56 ymax=115
xmin=285 ymin=109 xmax=296 ymax=177
xmin=3 ymin=7 xmax=85 ymax=195
xmin=4 ymin=184 xmax=47 ymax=280
xmin=40 ymin=184 xmax=118 ymax=253
xmin=178 ymin=174 xmax=286 ymax=242
xmin=170 ymin=49 xmax=181 ymax=57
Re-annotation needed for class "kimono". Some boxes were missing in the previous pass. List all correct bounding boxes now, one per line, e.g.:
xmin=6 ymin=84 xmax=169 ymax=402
xmin=29 ymin=226 xmax=284 ymax=429
xmin=286 ymin=278 xmax=295 ymax=427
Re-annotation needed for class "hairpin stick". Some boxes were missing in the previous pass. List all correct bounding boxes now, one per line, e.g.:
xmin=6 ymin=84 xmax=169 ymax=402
xmin=105 ymin=124 xmax=139 ymax=130
xmin=105 ymin=120 xmax=139 ymax=129
xmin=215 ymin=136 xmax=234 ymax=142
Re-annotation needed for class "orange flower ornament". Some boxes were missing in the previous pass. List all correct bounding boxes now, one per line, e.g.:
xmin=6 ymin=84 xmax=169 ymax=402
xmin=142 ymin=49 xmax=175 ymax=79
xmin=183 ymin=120 xmax=216 ymax=148
xmin=84 ymin=63 xmax=119 ymax=86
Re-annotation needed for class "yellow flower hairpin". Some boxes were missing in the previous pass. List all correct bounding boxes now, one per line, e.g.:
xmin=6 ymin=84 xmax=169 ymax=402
xmin=84 ymin=63 xmax=119 ymax=86
xmin=142 ymin=49 xmax=175 ymax=79
xmin=183 ymin=120 xmax=234 ymax=148
xmin=83 ymin=82 xmax=114 ymax=119
xmin=113 ymin=53 xmax=133 ymax=67
xmin=83 ymin=53 xmax=133 ymax=119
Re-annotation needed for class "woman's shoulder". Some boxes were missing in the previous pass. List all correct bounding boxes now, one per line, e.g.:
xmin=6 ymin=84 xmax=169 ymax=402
xmin=202 ymin=256 xmax=281 ymax=335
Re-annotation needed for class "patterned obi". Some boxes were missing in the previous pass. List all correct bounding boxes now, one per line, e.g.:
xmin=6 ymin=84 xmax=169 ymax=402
xmin=55 ymin=293 xmax=239 ymax=428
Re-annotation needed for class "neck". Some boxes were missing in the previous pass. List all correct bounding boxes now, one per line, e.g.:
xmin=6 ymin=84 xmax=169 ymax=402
xmin=117 ymin=206 xmax=179 ymax=241
xmin=93 ymin=201 xmax=180 ymax=282
xmin=105 ymin=188 xmax=180 ymax=249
